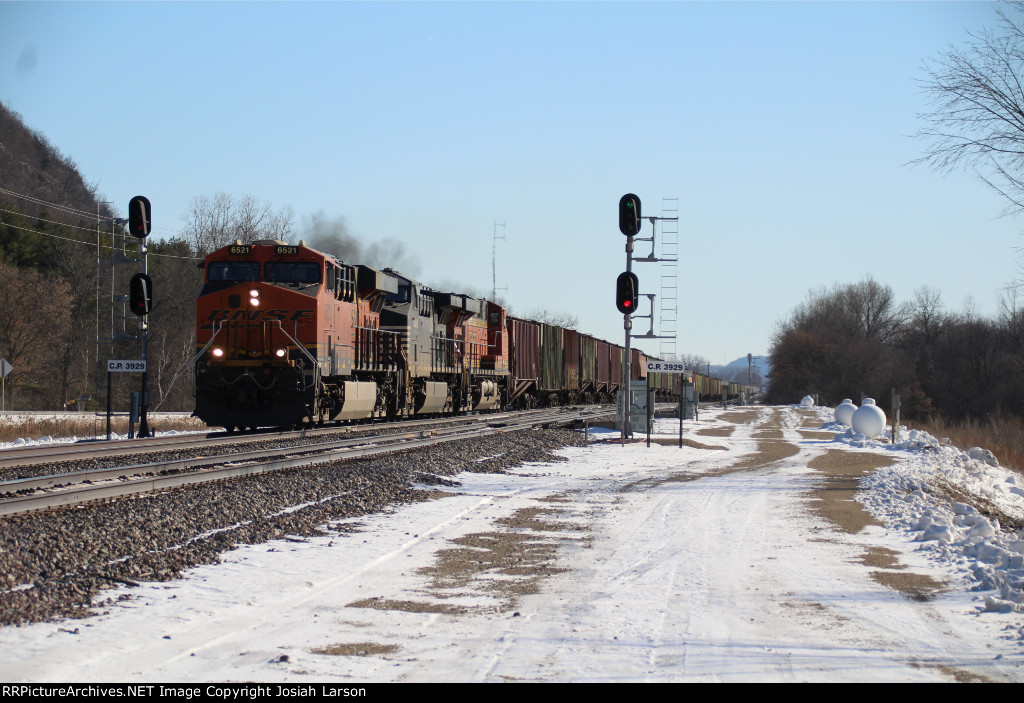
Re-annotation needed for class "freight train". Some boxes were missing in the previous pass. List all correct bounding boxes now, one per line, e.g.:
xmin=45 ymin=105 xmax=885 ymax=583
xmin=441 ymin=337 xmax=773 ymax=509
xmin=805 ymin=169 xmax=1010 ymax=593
xmin=192 ymin=239 xmax=748 ymax=430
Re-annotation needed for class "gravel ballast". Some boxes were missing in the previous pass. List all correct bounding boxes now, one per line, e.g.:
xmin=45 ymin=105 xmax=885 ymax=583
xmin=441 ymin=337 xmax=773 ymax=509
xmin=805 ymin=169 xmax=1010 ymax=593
xmin=0 ymin=428 xmax=587 ymax=627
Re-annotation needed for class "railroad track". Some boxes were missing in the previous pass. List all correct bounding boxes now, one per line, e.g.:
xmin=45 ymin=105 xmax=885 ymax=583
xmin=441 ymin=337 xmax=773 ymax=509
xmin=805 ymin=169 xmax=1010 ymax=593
xmin=0 ymin=406 xmax=615 ymax=517
xmin=0 ymin=406 xmax=604 ymax=469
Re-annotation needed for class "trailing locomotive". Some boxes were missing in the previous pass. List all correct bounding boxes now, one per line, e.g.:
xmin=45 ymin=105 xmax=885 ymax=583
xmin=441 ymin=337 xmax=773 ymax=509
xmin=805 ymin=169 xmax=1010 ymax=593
xmin=192 ymin=239 xmax=750 ymax=430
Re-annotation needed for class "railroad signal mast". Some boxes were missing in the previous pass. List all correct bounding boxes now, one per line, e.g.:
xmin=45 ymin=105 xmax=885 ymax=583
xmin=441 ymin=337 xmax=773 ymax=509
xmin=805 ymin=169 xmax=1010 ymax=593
xmin=128 ymin=195 xmax=153 ymax=438
xmin=616 ymin=193 xmax=678 ymax=443
xmin=617 ymin=194 xmax=641 ymax=442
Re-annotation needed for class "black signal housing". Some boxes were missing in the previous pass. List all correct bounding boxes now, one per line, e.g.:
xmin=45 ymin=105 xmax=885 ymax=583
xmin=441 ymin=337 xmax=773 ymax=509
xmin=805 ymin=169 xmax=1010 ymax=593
xmin=129 ymin=273 xmax=153 ymax=316
xmin=616 ymin=271 xmax=638 ymax=315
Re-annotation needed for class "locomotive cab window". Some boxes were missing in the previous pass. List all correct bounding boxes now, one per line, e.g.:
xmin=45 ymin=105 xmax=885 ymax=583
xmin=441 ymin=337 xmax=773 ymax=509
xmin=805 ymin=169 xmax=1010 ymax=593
xmin=265 ymin=262 xmax=321 ymax=285
xmin=386 ymin=283 xmax=411 ymax=305
xmin=202 ymin=261 xmax=261 ymax=294
xmin=208 ymin=261 xmax=260 ymax=282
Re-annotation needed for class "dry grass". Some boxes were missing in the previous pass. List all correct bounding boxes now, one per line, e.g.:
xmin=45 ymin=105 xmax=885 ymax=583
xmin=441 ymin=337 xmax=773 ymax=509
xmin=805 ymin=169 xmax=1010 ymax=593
xmin=0 ymin=415 xmax=209 ymax=442
xmin=910 ymin=415 xmax=1024 ymax=474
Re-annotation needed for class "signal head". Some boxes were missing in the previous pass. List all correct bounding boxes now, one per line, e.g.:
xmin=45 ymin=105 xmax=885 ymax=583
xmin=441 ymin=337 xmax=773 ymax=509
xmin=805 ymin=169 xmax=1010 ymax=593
xmin=619 ymin=193 xmax=641 ymax=236
xmin=129 ymin=273 xmax=153 ymax=316
xmin=615 ymin=271 xmax=639 ymax=315
xmin=128 ymin=196 xmax=152 ymax=239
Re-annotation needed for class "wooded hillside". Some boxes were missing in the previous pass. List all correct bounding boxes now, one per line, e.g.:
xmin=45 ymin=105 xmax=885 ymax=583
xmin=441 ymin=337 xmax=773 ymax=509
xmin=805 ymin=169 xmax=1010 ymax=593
xmin=0 ymin=102 xmax=199 ymax=412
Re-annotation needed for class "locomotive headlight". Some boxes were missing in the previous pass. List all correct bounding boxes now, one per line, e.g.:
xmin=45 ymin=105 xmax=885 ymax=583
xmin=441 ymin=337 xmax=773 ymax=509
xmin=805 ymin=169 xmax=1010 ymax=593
xmin=211 ymin=347 xmax=225 ymax=358
xmin=249 ymin=289 xmax=260 ymax=306
xmin=274 ymin=347 xmax=287 ymax=358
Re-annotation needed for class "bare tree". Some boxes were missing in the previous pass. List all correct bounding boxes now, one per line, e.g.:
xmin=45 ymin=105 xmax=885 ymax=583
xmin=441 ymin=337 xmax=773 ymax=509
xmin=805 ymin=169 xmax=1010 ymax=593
xmin=0 ymin=259 xmax=71 ymax=408
xmin=675 ymin=353 xmax=711 ymax=374
xmin=846 ymin=276 xmax=908 ymax=343
xmin=915 ymin=1 xmax=1024 ymax=215
xmin=768 ymin=278 xmax=909 ymax=405
xmin=234 ymin=194 xmax=293 ymax=243
xmin=182 ymin=193 xmax=293 ymax=256
xmin=47 ymin=233 xmax=99 ymax=407
xmin=526 ymin=309 xmax=580 ymax=330
xmin=146 ymin=238 xmax=204 ymax=411
xmin=907 ymin=286 xmax=944 ymax=346
xmin=182 ymin=193 xmax=232 ymax=255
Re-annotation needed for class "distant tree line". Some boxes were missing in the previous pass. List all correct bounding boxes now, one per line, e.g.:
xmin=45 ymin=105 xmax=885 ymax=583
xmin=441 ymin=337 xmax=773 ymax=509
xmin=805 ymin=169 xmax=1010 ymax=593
xmin=767 ymin=276 xmax=1024 ymax=422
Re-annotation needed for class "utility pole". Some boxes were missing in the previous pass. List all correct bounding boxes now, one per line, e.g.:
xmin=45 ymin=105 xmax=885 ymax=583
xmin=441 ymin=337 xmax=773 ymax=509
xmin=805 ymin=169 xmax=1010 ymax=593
xmin=95 ymin=201 xmax=113 ymax=397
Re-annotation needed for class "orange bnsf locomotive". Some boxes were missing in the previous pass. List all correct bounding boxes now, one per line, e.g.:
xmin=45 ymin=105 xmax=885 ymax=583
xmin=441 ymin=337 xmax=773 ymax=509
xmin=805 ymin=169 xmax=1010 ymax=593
xmin=193 ymin=240 xmax=509 ymax=430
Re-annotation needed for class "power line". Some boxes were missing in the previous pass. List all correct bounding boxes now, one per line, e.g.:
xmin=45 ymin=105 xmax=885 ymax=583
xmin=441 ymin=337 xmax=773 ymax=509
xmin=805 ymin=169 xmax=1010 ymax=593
xmin=0 ymin=185 xmax=115 ymax=223
xmin=0 ymin=205 xmax=115 ymax=238
xmin=0 ymin=218 xmax=202 ymax=261
xmin=0 ymin=186 xmax=183 ymax=237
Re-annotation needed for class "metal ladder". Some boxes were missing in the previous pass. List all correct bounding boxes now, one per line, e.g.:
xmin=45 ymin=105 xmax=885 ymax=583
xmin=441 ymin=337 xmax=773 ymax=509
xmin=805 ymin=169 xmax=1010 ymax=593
xmin=659 ymin=198 xmax=679 ymax=357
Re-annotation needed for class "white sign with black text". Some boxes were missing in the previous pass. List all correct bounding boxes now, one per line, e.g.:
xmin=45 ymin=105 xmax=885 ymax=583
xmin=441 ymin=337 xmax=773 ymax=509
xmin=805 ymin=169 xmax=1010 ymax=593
xmin=645 ymin=360 xmax=687 ymax=374
xmin=107 ymin=360 xmax=146 ymax=373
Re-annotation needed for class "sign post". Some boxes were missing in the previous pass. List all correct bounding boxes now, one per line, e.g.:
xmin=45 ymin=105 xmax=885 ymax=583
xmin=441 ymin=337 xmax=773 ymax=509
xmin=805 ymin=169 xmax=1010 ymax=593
xmin=0 ymin=358 xmax=11 ymax=412
xmin=646 ymin=375 xmax=653 ymax=448
xmin=647 ymin=361 xmax=689 ymax=448
xmin=891 ymin=388 xmax=901 ymax=445
xmin=106 ymin=360 xmax=147 ymax=440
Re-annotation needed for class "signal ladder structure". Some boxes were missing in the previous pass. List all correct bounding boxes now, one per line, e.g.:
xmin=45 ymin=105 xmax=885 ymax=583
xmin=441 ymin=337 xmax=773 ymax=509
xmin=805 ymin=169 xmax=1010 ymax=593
xmin=659 ymin=198 xmax=679 ymax=358
xmin=631 ymin=198 xmax=679 ymax=347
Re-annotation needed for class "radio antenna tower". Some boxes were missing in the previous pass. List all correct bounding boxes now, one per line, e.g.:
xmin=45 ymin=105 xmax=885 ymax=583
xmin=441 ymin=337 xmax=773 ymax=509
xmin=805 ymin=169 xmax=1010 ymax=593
xmin=492 ymin=221 xmax=506 ymax=301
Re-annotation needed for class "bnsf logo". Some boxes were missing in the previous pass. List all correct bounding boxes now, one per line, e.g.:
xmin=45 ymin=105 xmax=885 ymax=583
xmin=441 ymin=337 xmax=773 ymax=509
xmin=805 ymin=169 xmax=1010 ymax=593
xmin=200 ymin=309 xmax=314 ymax=329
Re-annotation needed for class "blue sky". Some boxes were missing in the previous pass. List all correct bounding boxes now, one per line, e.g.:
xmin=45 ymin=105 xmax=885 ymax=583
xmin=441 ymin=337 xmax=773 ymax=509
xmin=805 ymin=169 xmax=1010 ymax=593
xmin=1 ymin=1 xmax=1019 ymax=366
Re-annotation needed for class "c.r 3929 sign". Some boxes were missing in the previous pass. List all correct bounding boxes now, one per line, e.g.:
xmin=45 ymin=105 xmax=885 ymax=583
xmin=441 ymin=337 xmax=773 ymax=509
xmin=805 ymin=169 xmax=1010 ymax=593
xmin=646 ymin=361 xmax=686 ymax=374
xmin=107 ymin=360 xmax=147 ymax=373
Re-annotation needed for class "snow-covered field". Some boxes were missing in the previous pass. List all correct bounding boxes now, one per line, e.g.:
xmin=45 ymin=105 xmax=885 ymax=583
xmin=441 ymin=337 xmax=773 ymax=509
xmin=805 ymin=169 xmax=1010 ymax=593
xmin=2 ymin=405 xmax=1024 ymax=682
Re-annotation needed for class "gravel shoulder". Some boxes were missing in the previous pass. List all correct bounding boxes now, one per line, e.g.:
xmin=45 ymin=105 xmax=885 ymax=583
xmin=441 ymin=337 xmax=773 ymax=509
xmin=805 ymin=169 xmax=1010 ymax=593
xmin=0 ymin=428 xmax=587 ymax=626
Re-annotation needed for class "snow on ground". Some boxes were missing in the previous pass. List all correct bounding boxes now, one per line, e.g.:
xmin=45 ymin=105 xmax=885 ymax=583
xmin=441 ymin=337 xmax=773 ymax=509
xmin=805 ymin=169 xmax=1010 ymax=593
xmin=3 ymin=405 xmax=1024 ymax=682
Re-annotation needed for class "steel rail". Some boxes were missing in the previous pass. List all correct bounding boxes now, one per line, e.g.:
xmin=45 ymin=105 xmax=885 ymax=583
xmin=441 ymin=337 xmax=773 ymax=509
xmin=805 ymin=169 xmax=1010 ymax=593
xmin=0 ymin=407 xmax=615 ymax=517
xmin=0 ymin=406 xmax=599 ymax=469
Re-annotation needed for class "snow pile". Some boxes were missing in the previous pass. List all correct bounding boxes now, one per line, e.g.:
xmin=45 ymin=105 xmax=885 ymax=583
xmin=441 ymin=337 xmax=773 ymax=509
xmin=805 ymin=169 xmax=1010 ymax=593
xmin=0 ymin=428 xmax=200 ymax=451
xmin=836 ymin=423 xmax=1024 ymax=614
xmin=1 ymin=435 xmax=81 ymax=450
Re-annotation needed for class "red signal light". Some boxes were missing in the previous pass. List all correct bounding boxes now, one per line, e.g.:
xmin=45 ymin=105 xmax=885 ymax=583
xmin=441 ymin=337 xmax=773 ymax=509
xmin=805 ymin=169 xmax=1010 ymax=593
xmin=129 ymin=273 xmax=153 ymax=316
xmin=616 ymin=272 xmax=638 ymax=315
